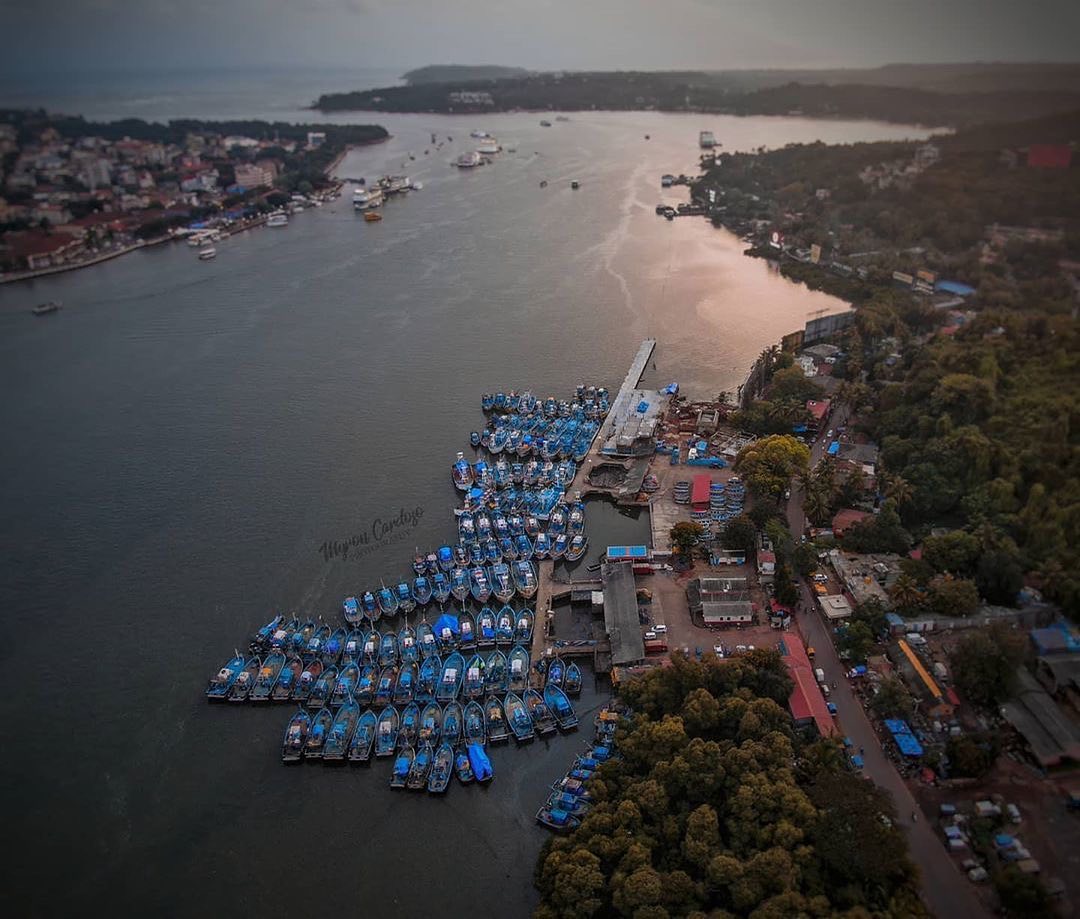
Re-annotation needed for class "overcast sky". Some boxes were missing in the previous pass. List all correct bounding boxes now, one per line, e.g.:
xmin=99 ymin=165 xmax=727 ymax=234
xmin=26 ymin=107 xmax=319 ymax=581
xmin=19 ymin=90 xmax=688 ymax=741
xmin=2 ymin=0 xmax=1079 ymax=76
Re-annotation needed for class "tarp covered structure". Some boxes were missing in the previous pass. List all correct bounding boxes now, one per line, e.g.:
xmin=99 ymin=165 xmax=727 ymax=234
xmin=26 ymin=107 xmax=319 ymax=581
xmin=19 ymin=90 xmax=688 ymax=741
xmin=433 ymin=613 xmax=460 ymax=636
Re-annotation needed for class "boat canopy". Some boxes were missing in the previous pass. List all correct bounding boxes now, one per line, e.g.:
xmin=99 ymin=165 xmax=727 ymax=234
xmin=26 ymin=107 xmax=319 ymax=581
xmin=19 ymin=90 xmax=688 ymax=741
xmin=433 ymin=613 xmax=460 ymax=636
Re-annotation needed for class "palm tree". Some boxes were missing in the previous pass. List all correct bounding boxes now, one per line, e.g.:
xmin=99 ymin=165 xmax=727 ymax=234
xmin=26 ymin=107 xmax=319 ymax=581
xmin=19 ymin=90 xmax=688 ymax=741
xmin=803 ymin=485 xmax=832 ymax=527
xmin=889 ymin=573 xmax=922 ymax=614
xmin=882 ymin=473 xmax=913 ymax=508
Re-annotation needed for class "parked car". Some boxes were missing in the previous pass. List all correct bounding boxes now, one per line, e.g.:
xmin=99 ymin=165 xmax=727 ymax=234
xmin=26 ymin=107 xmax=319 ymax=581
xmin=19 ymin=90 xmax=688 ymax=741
xmin=644 ymin=630 xmax=657 ymax=640
xmin=653 ymin=624 xmax=667 ymax=634
xmin=827 ymin=702 xmax=838 ymax=715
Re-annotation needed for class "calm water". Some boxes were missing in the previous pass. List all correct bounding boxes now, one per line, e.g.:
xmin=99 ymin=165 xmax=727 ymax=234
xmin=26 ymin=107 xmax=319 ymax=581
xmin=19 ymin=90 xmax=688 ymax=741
xmin=0 ymin=76 xmax=930 ymax=916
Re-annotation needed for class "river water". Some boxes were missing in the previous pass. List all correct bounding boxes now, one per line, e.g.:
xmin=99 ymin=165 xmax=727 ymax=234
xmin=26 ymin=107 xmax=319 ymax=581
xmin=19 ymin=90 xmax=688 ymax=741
xmin=0 ymin=75 xmax=929 ymax=915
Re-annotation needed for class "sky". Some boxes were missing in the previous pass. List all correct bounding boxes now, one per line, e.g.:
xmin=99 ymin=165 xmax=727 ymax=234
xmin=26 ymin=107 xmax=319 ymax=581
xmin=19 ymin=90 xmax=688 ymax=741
xmin=2 ymin=0 xmax=1079 ymax=77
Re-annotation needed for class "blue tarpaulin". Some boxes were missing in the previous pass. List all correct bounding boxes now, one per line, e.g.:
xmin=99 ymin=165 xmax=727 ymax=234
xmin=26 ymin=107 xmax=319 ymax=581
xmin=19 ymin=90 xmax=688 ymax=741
xmin=468 ymin=743 xmax=493 ymax=781
xmin=433 ymin=613 xmax=460 ymax=636
xmin=827 ymin=441 xmax=840 ymax=455
xmin=894 ymin=733 xmax=924 ymax=756
xmin=636 ymin=400 xmax=650 ymax=413
xmin=663 ymin=382 xmax=679 ymax=394
xmin=935 ymin=279 xmax=976 ymax=297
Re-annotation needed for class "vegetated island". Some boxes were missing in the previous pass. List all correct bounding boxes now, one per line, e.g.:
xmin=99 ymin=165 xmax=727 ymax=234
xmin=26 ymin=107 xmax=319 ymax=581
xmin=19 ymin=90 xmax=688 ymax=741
xmin=314 ymin=63 xmax=1080 ymax=127
xmin=401 ymin=64 xmax=530 ymax=85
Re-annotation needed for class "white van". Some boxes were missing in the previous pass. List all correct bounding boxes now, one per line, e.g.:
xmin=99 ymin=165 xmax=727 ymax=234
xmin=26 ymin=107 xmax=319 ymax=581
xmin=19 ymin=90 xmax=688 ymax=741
xmin=814 ymin=668 xmax=826 ymax=684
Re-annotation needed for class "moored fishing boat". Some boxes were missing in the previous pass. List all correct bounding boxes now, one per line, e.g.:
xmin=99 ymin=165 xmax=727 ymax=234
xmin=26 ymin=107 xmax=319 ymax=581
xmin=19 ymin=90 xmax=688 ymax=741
xmin=398 ymin=624 xmax=418 ymax=664
xmin=360 ymin=591 xmax=378 ymax=619
xmin=407 ymin=744 xmax=434 ymax=790
xmin=390 ymin=746 xmax=414 ymax=788
xmin=491 ymin=563 xmax=515 ymax=603
xmin=549 ymin=505 xmax=568 ymax=535
xmin=272 ymin=656 xmax=304 ymax=701
xmin=450 ymin=567 xmax=471 ymax=602
xmin=452 ymin=544 xmax=469 ymax=568
xmin=514 ymin=534 xmax=533 ymax=560
xmin=354 ymin=664 xmax=376 ymax=707
xmin=533 ymin=532 xmax=552 ymax=559
xmin=469 ymin=742 xmax=494 ymax=782
xmin=207 ymin=653 xmax=247 ymax=701
xmin=376 ymin=585 xmax=398 ymax=618
xmin=252 ymin=614 xmax=285 ymax=651
xmin=513 ymin=609 xmax=534 ymax=645
xmin=378 ymin=631 xmax=399 ymax=668
xmin=464 ymin=700 xmax=486 ymax=745
xmin=227 ymin=655 xmax=261 ymax=702
xmin=485 ymin=650 xmax=509 ymax=695
xmin=477 ymin=607 xmax=496 ymax=648
xmin=417 ymin=653 xmax=440 ymax=703
xmin=498 ymin=536 xmax=517 ymax=561
xmin=307 ymin=666 xmax=338 ymax=709
xmin=419 ymin=703 xmax=443 ymax=746
xmin=565 ymin=534 xmax=588 ymax=563
xmin=323 ymin=698 xmax=360 ymax=762
xmin=375 ymin=706 xmax=400 ymax=757
xmin=373 ymin=666 xmax=398 ymax=707
xmin=428 ymin=742 xmax=454 ymax=793
xmin=458 ymin=609 xmax=477 ymax=650
xmin=485 ymin=695 xmax=509 ymax=743
xmin=545 ymin=683 xmax=579 ymax=730
xmin=342 ymin=596 xmax=361 ymax=625
xmin=457 ymin=511 xmax=476 ymax=544
xmin=412 ymin=576 xmax=433 ymax=607
xmin=322 ymin=627 xmax=347 ymax=668
xmin=269 ymin=618 xmax=299 ymax=654
xmin=442 ymin=701 xmax=463 ymax=747
xmin=568 ymin=502 xmax=586 ymax=534
xmin=395 ymin=581 xmax=416 ymax=614
xmin=564 ymin=662 xmax=583 ymax=696
xmin=508 ymin=645 xmax=530 ymax=692
xmin=437 ymin=545 xmax=455 ymax=572
xmin=413 ymin=552 xmax=426 ymax=576
xmin=361 ymin=630 xmax=380 ymax=667
xmin=431 ymin=572 xmax=451 ymax=605
xmin=546 ymin=656 xmax=565 ymax=688
xmin=505 ymin=692 xmax=534 ymax=742
xmin=495 ymin=606 xmax=515 ymax=646
xmin=454 ymin=746 xmax=475 ymax=784
xmin=398 ymin=702 xmax=420 ymax=750
xmin=437 ymin=651 xmax=465 ymax=703
xmin=304 ymin=623 xmax=331 ymax=660
xmin=393 ymin=661 xmax=417 ymax=705
xmin=547 ymin=790 xmax=592 ymax=815
xmin=305 ymin=707 xmax=335 ymax=758
xmin=524 ymin=515 xmax=541 ymax=537
xmin=551 ymin=533 xmax=569 ymax=559
xmin=483 ymin=538 xmax=501 ymax=564
xmin=523 ymin=688 xmax=558 ymax=736
xmin=282 ymin=709 xmax=312 ymax=762
xmin=536 ymin=804 xmax=581 ymax=834
xmin=348 ymin=709 xmax=378 ymax=763
xmin=452 ymin=453 xmax=475 ymax=490
xmin=433 ymin=612 xmax=459 ymax=653
xmin=463 ymin=654 xmax=486 ymax=701
xmin=416 ymin=621 xmax=437 ymax=659
xmin=425 ymin=552 xmax=439 ymax=575
xmin=331 ymin=662 xmax=359 ymax=706
xmin=290 ymin=659 xmax=324 ymax=704
xmin=469 ymin=566 xmax=492 ymax=604
xmin=343 ymin=630 xmax=364 ymax=666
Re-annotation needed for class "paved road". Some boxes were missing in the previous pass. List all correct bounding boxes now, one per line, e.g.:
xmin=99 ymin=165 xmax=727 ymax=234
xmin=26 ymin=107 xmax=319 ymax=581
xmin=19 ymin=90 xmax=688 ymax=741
xmin=786 ymin=413 xmax=989 ymax=919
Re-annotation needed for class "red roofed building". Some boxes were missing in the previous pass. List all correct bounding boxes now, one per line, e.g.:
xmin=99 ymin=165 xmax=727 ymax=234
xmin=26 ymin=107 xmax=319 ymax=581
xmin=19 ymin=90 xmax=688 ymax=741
xmin=1027 ymin=144 xmax=1072 ymax=169
xmin=832 ymin=508 xmax=871 ymax=537
xmin=806 ymin=399 xmax=830 ymax=432
xmin=781 ymin=631 xmax=837 ymax=737
xmin=1 ymin=230 xmax=87 ymax=270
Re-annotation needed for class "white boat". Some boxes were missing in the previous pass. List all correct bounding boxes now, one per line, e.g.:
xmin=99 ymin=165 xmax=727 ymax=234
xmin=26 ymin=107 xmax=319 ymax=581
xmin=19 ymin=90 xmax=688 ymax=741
xmin=699 ymin=130 xmax=717 ymax=149
xmin=470 ymin=129 xmax=491 ymax=139
xmin=266 ymin=211 xmax=289 ymax=228
xmin=198 ymin=246 xmax=216 ymax=260
xmin=456 ymin=151 xmax=482 ymax=168
xmin=476 ymin=138 xmax=499 ymax=155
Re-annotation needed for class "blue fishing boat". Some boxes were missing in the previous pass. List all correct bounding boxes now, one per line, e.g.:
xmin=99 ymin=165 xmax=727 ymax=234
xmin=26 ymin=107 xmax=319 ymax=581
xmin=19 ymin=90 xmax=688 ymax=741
xmin=398 ymin=702 xmax=420 ymax=750
xmin=464 ymin=700 xmax=486 ymax=745
xmin=206 ymin=653 xmax=247 ymax=701
xmin=455 ymin=746 xmax=476 ymax=784
xmin=343 ymin=630 xmax=364 ymax=666
xmin=514 ymin=534 xmax=533 ymax=560
xmin=332 ymin=662 xmax=359 ymax=706
xmin=376 ymin=585 xmax=398 ymax=618
xmin=457 ymin=511 xmax=476 ymax=544
xmin=323 ymin=698 xmax=360 ymax=761
xmin=322 ymin=627 xmax=347 ymax=668
xmin=536 ymin=805 xmax=581 ymax=834
xmin=304 ymin=624 xmax=331 ymax=660
xmin=378 ymin=632 xmax=399 ymax=668
xmin=360 ymin=630 xmax=380 ymax=667
xmin=564 ymin=662 xmax=583 ymax=696
xmin=342 ymin=596 xmax=361 ymax=625
xmin=545 ymin=683 xmax=579 ymax=730
xmin=546 ymin=657 xmax=565 ymax=688
xmin=568 ymin=502 xmax=586 ymax=534
xmin=412 ymin=552 xmax=426 ymax=576
xmin=452 ymin=544 xmax=469 ymax=567
xmin=494 ymin=392 xmax=507 ymax=411
xmin=417 ymin=653 xmax=441 ymax=703
xmin=408 ymin=744 xmax=434 ymax=790
xmin=305 ymin=707 xmax=335 ymax=758
xmin=395 ymin=581 xmax=416 ymax=614
xmin=458 ymin=609 xmax=477 ymax=650
xmin=412 ymin=576 xmax=433 ymax=607
xmin=513 ymin=608 xmax=535 ymax=645
xmin=252 ymin=614 xmax=285 ymax=650
xmin=360 ymin=591 xmax=378 ymax=619
xmin=485 ymin=695 xmax=509 ymax=743
xmin=533 ymin=532 xmax=552 ymax=559
xmin=374 ymin=666 xmax=398 ymax=707
xmin=290 ymin=659 xmax=323 ymax=704
xmin=565 ymin=534 xmax=588 ymax=563
xmin=348 ymin=709 xmax=378 ymax=763
xmin=268 ymin=618 xmax=299 ymax=654
xmin=470 ymin=430 xmax=481 ymax=447
xmin=398 ymin=624 xmax=418 ymax=664
xmin=490 ymin=428 xmax=509 ymax=454
xmin=393 ymin=661 xmax=417 ymax=705
xmin=452 ymin=452 xmax=475 ymax=490
xmin=431 ymin=572 xmax=451 ymax=605
xmin=437 ymin=652 xmax=465 ymax=702
xmin=523 ymin=461 xmax=540 ymax=486
xmin=508 ymin=513 xmax=525 ymax=536
xmin=416 ymin=621 xmax=437 ymax=659
xmin=491 ymin=563 xmax=515 ymax=603
xmin=390 ymin=746 xmax=414 ymax=788
xmin=469 ymin=541 xmax=486 ymax=566
xmin=548 ymin=791 xmax=592 ymax=815
xmin=548 ymin=505 xmax=567 ymax=535
xmin=442 ymin=701 xmax=463 ymax=747
xmin=419 ymin=703 xmax=443 ymax=746
xmin=551 ymin=533 xmax=569 ymax=559
xmin=481 ymin=392 xmax=494 ymax=411
xmin=485 ymin=650 xmax=509 ymax=695
xmin=428 ymin=742 xmax=454 ymax=793
xmin=355 ymin=664 xmax=377 ymax=706
xmin=272 ymin=656 xmax=304 ymax=701
xmin=469 ymin=566 xmax=492 ymax=604
xmin=450 ymin=567 xmax=471 ymax=602
xmin=227 ymin=656 xmax=261 ymax=702
xmin=477 ymin=608 xmax=497 ymax=648
xmin=282 ymin=709 xmax=311 ymax=763
xmin=469 ymin=742 xmax=494 ymax=783
xmin=307 ymin=666 xmax=338 ymax=710
xmin=425 ymin=552 xmax=439 ymax=575
xmin=495 ymin=606 xmax=515 ymax=646
xmin=463 ymin=654 xmax=485 ymax=700
xmin=505 ymin=692 xmax=534 ymax=742
xmin=499 ymin=536 xmax=518 ymax=561
xmin=508 ymin=645 xmax=530 ymax=693
xmin=492 ymin=513 xmax=509 ymax=539
xmin=524 ymin=514 xmax=541 ymax=537
xmin=524 ymin=688 xmax=558 ymax=736
xmin=433 ymin=611 xmax=460 ymax=653
xmin=483 ymin=537 xmax=501 ymax=564
xmin=494 ymin=459 xmax=511 ymax=489
xmin=437 ymin=545 xmax=455 ymax=572
xmin=476 ymin=512 xmax=493 ymax=541
xmin=375 ymin=706 xmax=400 ymax=757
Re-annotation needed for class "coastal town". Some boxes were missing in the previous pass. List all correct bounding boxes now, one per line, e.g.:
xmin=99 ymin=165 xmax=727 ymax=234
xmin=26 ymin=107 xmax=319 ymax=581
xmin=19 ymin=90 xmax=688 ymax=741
xmin=0 ymin=112 xmax=386 ymax=280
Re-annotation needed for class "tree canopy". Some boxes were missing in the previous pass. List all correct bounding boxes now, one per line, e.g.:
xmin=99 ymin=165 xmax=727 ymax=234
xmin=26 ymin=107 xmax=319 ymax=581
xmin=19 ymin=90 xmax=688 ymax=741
xmin=734 ymin=435 xmax=810 ymax=502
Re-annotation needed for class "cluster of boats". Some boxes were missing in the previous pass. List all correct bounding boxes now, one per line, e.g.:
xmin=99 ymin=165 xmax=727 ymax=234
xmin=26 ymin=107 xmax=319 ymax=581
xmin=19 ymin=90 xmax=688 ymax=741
xmin=351 ymin=175 xmax=418 ymax=211
xmin=536 ymin=703 xmax=631 ymax=833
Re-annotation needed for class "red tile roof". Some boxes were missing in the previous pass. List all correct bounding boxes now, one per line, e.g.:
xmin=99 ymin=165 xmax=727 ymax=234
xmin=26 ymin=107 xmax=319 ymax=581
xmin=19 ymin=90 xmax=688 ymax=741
xmin=782 ymin=632 xmax=837 ymax=737
xmin=806 ymin=399 xmax=831 ymax=421
xmin=832 ymin=508 xmax=871 ymax=536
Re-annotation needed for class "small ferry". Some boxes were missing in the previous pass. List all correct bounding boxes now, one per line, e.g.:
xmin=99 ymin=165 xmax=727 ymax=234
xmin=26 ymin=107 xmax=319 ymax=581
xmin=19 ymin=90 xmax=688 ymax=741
xmin=266 ymin=211 xmax=289 ymax=228
xmin=198 ymin=246 xmax=217 ymax=260
xmin=699 ymin=130 xmax=717 ymax=149
xmin=476 ymin=138 xmax=499 ymax=155
xmin=455 ymin=151 xmax=482 ymax=168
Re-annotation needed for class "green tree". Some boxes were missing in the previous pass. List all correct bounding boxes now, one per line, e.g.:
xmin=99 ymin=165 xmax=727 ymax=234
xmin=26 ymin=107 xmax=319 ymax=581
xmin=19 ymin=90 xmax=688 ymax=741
xmin=945 ymin=732 xmax=999 ymax=778
xmin=950 ymin=624 xmax=1027 ymax=708
xmin=792 ymin=542 xmax=818 ymax=577
xmin=774 ymin=562 xmax=799 ymax=607
xmin=734 ymin=435 xmax=810 ymax=502
xmin=869 ymin=676 xmax=914 ymax=718
xmin=888 ymin=572 xmax=924 ymax=614
xmin=993 ymin=866 xmax=1055 ymax=919
xmin=923 ymin=530 xmax=981 ymax=574
xmin=839 ymin=620 xmax=876 ymax=664
xmin=927 ymin=574 xmax=980 ymax=618
xmin=670 ymin=521 xmax=705 ymax=560
xmin=721 ymin=515 xmax=757 ymax=555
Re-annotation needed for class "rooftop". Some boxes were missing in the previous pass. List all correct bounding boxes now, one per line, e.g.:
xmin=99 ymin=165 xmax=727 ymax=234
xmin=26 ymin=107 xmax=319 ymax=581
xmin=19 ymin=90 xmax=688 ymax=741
xmin=601 ymin=561 xmax=645 ymax=666
xmin=1002 ymin=668 xmax=1080 ymax=767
